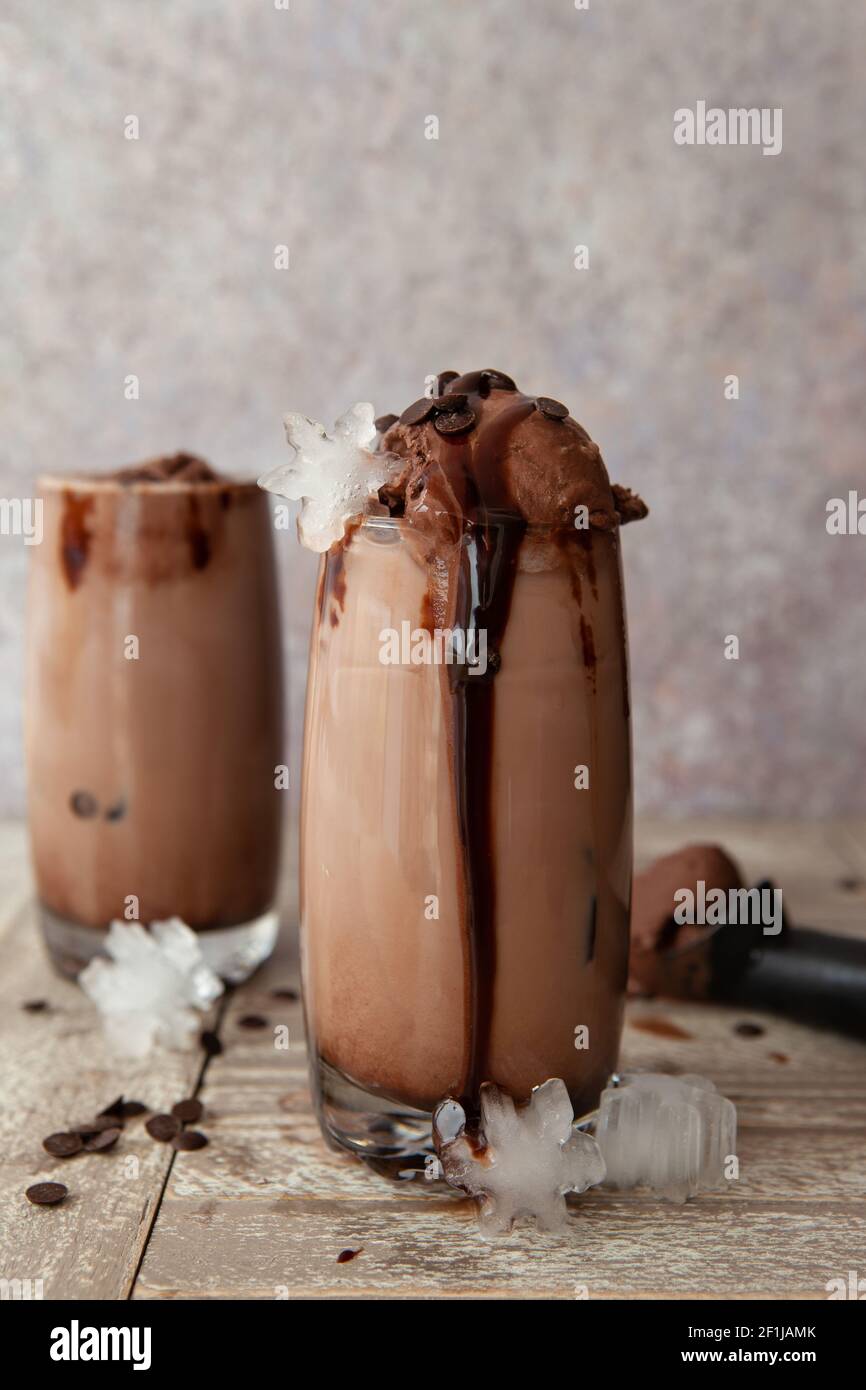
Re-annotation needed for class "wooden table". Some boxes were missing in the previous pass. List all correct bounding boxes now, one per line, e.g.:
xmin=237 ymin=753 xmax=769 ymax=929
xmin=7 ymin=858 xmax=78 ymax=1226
xmin=1 ymin=818 xmax=864 ymax=1301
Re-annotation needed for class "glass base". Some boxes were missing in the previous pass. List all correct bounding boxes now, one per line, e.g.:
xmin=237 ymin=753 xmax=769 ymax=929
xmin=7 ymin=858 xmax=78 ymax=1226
xmin=39 ymin=904 xmax=279 ymax=985
xmin=311 ymin=1054 xmax=603 ymax=1184
xmin=313 ymin=1055 xmax=444 ymax=1183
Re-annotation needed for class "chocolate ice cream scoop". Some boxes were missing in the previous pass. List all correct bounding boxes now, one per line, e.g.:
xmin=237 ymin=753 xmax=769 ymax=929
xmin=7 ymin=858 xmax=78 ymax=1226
xmin=629 ymin=844 xmax=866 ymax=1039
xmin=379 ymin=369 xmax=647 ymax=538
xmin=630 ymin=844 xmax=744 ymax=972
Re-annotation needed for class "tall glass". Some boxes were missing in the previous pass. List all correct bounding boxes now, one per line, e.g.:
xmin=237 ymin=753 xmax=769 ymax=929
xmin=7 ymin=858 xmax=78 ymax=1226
xmin=300 ymin=516 xmax=632 ymax=1168
xmin=26 ymin=473 xmax=284 ymax=981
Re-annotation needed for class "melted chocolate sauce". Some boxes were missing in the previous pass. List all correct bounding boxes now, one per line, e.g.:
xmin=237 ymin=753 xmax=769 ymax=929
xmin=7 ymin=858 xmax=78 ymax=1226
xmin=436 ymin=387 xmax=536 ymax=1106
xmin=60 ymin=491 xmax=95 ymax=590
xmin=186 ymin=493 xmax=211 ymax=571
xmin=321 ymin=540 xmax=349 ymax=628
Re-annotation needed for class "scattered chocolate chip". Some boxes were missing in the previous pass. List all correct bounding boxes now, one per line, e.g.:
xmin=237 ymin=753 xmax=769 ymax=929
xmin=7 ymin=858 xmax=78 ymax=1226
xmin=83 ymin=1126 xmax=121 ymax=1152
xmin=432 ymin=393 xmax=467 ymax=412
xmin=118 ymin=1100 xmax=149 ymax=1119
xmin=69 ymin=790 xmax=98 ymax=818
xmin=201 ymin=1030 xmax=223 ymax=1056
xmin=172 ymin=1129 xmax=208 ymax=1151
xmin=536 ymin=396 xmax=569 ymax=420
xmin=839 ymin=876 xmax=864 ymax=893
xmin=145 ymin=1113 xmax=181 ymax=1142
xmin=171 ymin=1098 xmax=203 ymax=1124
xmin=270 ymin=987 xmax=298 ymax=1002
xmin=374 ymin=414 xmax=398 ymax=434
xmin=22 ymin=999 xmax=49 ymax=1014
xmin=43 ymin=1132 xmax=83 ymax=1158
xmin=437 ymin=371 xmax=460 ymax=394
xmin=400 ymin=397 xmax=435 ymax=427
xmin=336 ymin=1247 xmax=363 ymax=1264
xmin=70 ymin=1115 xmax=122 ymax=1137
xmin=238 ymin=1013 xmax=268 ymax=1029
xmin=480 ymin=369 xmax=517 ymax=391
xmin=434 ymin=409 xmax=476 ymax=436
xmin=734 ymin=1022 xmax=765 ymax=1038
xmin=98 ymin=1096 xmax=126 ymax=1119
xmin=104 ymin=799 xmax=126 ymax=822
xmin=26 ymin=1181 xmax=68 ymax=1206
xmin=769 ymin=1051 xmax=789 ymax=1064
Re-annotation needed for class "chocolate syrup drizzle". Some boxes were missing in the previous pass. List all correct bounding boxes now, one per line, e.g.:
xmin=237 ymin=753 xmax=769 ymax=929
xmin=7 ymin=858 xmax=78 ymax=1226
xmin=429 ymin=374 xmax=537 ymax=1105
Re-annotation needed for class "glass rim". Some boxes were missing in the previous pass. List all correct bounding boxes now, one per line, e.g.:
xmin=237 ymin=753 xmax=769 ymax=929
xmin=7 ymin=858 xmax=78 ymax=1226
xmin=36 ymin=472 xmax=262 ymax=495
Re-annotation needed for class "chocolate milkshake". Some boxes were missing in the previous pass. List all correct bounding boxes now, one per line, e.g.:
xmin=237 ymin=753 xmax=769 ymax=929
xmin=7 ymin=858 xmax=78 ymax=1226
xmin=266 ymin=372 xmax=646 ymax=1161
xmin=26 ymin=454 xmax=284 ymax=981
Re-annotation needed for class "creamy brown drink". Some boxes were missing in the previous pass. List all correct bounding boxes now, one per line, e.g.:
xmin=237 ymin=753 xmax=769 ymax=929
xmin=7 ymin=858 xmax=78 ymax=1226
xmin=265 ymin=372 xmax=646 ymax=1162
xmin=26 ymin=455 xmax=283 ymax=981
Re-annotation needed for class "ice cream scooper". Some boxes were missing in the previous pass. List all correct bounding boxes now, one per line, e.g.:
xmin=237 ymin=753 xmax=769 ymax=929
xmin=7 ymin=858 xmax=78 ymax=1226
xmin=629 ymin=846 xmax=866 ymax=1039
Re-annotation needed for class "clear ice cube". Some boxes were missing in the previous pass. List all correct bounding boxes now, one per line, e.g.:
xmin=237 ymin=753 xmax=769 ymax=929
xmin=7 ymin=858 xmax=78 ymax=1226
xmin=258 ymin=402 xmax=396 ymax=552
xmin=434 ymin=1079 xmax=606 ymax=1237
xmin=80 ymin=918 xmax=224 ymax=1059
xmin=595 ymin=1072 xmax=737 ymax=1203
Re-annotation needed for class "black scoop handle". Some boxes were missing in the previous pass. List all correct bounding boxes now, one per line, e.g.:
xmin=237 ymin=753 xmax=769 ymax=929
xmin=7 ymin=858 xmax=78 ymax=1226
xmin=733 ymin=927 xmax=866 ymax=1039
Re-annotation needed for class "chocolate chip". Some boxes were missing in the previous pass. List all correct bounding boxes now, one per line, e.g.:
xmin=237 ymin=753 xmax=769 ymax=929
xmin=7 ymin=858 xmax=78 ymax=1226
xmin=43 ymin=1132 xmax=83 ymax=1158
xmin=171 ymin=1098 xmax=203 ymax=1125
xmin=69 ymin=790 xmax=98 ymax=818
xmin=477 ymin=373 xmax=493 ymax=398
xmin=22 ymin=999 xmax=49 ymax=1014
xmin=434 ymin=409 xmax=476 ymax=436
xmin=118 ymin=1100 xmax=149 ymax=1119
xmin=104 ymin=799 xmax=126 ymax=822
xmin=26 ymin=1181 xmax=68 ymax=1206
xmin=97 ymin=1096 xmax=126 ymax=1119
xmin=172 ymin=1129 xmax=208 ymax=1151
xmin=271 ymin=987 xmax=298 ymax=1001
xmin=83 ymin=1126 xmax=121 ymax=1152
xmin=336 ymin=1247 xmax=363 ymax=1263
xmin=432 ymin=393 xmax=467 ymax=412
xmin=201 ymin=1030 xmax=223 ymax=1056
xmin=437 ymin=371 xmax=460 ymax=394
xmin=400 ymin=397 xmax=435 ymax=427
xmin=734 ymin=1022 xmax=765 ymax=1038
xmin=145 ymin=1114 xmax=181 ymax=1142
xmin=70 ymin=1115 xmax=123 ymax=1137
xmin=238 ymin=1014 xmax=268 ymax=1029
xmin=480 ymin=369 xmax=517 ymax=391
xmin=536 ymin=396 xmax=569 ymax=420
xmin=374 ymin=414 xmax=398 ymax=433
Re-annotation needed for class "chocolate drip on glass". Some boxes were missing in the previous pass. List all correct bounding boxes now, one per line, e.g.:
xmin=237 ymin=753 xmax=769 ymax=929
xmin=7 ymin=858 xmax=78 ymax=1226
xmin=433 ymin=384 xmax=536 ymax=1105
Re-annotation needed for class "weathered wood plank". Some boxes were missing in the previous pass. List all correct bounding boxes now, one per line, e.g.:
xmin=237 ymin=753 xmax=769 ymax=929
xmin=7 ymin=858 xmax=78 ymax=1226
xmin=134 ymin=1199 xmax=866 ymax=1301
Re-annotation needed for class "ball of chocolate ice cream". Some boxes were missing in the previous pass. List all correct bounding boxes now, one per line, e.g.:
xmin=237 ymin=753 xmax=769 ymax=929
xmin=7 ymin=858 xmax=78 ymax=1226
xmin=378 ymin=369 xmax=647 ymax=535
xmin=629 ymin=844 xmax=745 ymax=996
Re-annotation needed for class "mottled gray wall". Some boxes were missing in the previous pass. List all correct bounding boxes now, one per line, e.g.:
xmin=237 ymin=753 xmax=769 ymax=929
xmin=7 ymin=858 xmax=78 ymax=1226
xmin=3 ymin=0 xmax=865 ymax=818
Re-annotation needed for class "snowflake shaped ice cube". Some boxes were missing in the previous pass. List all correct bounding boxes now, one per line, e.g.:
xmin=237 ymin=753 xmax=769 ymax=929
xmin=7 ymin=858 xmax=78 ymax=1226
xmin=595 ymin=1072 xmax=737 ymax=1203
xmin=79 ymin=918 xmax=224 ymax=1059
xmin=258 ymin=402 xmax=396 ymax=552
xmin=433 ymin=1078 xmax=606 ymax=1236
